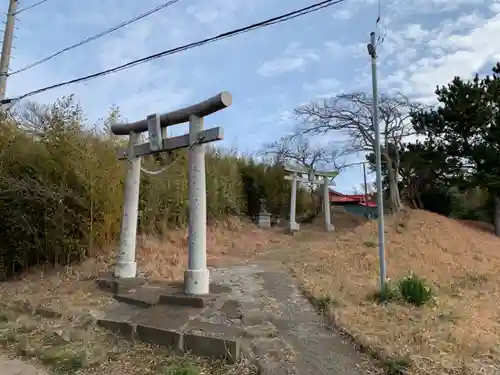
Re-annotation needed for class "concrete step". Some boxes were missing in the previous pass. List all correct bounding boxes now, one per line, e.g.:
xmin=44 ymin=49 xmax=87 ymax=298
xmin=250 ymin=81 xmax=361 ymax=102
xmin=114 ymin=281 xmax=231 ymax=309
xmin=97 ymin=303 xmax=245 ymax=363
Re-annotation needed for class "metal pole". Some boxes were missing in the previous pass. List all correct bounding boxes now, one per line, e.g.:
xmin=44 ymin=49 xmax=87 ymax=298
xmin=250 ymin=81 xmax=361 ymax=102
xmin=114 ymin=131 xmax=141 ymax=278
xmin=0 ymin=0 xmax=17 ymax=100
xmin=185 ymin=115 xmax=209 ymax=295
xmin=363 ymin=162 xmax=368 ymax=218
xmin=323 ymin=176 xmax=333 ymax=231
xmin=369 ymin=31 xmax=386 ymax=291
xmin=289 ymin=173 xmax=297 ymax=225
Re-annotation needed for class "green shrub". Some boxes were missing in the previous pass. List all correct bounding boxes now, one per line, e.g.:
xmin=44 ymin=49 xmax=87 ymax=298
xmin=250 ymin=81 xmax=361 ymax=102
xmin=382 ymin=357 xmax=411 ymax=375
xmin=363 ymin=240 xmax=377 ymax=248
xmin=397 ymin=274 xmax=433 ymax=307
xmin=311 ymin=295 xmax=338 ymax=313
xmin=371 ymin=275 xmax=433 ymax=306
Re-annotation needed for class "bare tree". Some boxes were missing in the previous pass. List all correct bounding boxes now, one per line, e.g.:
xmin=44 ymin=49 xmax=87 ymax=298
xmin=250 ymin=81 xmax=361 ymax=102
xmin=294 ymin=91 xmax=419 ymax=212
xmin=264 ymin=134 xmax=342 ymax=215
xmin=264 ymin=134 xmax=342 ymax=171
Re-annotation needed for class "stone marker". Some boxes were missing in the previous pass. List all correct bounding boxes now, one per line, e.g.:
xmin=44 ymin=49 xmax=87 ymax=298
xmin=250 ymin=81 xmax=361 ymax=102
xmin=257 ymin=198 xmax=271 ymax=229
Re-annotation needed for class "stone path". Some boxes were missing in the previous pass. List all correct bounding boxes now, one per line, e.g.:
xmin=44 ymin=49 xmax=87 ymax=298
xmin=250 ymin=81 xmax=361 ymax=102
xmin=97 ymin=260 xmax=367 ymax=374
xmin=0 ymin=260 xmax=369 ymax=375
xmin=210 ymin=261 xmax=364 ymax=374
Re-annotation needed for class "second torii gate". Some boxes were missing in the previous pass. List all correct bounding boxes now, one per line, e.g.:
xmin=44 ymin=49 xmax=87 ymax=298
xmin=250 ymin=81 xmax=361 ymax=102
xmin=284 ymin=165 xmax=338 ymax=233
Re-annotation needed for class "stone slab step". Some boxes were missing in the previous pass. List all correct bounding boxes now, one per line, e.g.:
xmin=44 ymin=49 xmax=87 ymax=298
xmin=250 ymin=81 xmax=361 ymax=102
xmin=96 ymin=272 xmax=146 ymax=294
xmin=113 ymin=281 xmax=231 ymax=309
xmin=97 ymin=304 xmax=246 ymax=363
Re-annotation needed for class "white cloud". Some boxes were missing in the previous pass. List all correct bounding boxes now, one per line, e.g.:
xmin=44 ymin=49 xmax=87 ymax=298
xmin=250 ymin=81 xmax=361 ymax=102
xmin=323 ymin=40 xmax=343 ymax=55
xmin=491 ymin=2 xmax=500 ymax=13
xmin=324 ymin=40 xmax=366 ymax=59
xmin=187 ymin=5 xmax=220 ymax=23
xmin=375 ymin=6 xmax=500 ymax=102
xmin=332 ymin=9 xmax=351 ymax=20
xmin=186 ymin=0 xmax=261 ymax=27
xmin=401 ymin=24 xmax=429 ymax=42
xmin=303 ymin=78 xmax=339 ymax=95
xmin=257 ymin=42 xmax=320 ymax=77
xmin=409 ymin=14 xmax=500 ymax=94
xmin=338 ymin=0 xmax=482 ymax=24
xmin=257 ymin=57 xmax=308 ymax=77
xmin=385 ymin=0 xmax=485 ymax=15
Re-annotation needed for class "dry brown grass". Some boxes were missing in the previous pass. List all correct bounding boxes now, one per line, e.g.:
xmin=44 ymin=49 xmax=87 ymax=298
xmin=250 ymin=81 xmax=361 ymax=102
xmin=2 ymin=210 xmax=500 ymax=375
xmin=285 ymin=208 xmax=500 ymax=375
xmin=0 ymin=303 xmax=256 ymax=375
xmin=0 ymin=217 xmax=269 ymax=373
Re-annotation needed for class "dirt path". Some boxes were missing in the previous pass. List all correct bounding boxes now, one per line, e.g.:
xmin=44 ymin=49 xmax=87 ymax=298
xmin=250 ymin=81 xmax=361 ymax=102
xmin=0 ymin=355 xmax=48 ymax=375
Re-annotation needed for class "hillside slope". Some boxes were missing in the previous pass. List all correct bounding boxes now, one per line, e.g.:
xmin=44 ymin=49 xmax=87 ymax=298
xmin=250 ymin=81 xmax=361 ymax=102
xmin=1 ymin=209 xmax=499 ymax=374
xmin=291 ymin=209 xmax=500 ymax=375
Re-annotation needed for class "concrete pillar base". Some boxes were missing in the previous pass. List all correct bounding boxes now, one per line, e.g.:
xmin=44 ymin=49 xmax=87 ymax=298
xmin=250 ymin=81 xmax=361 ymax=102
xmin=288 ymin=221 xmax=300 ymax=234
xmin=114 ymin=261 xmax=137 ymax=279
xmin=184 ymin=268 xmax=210 ymax=295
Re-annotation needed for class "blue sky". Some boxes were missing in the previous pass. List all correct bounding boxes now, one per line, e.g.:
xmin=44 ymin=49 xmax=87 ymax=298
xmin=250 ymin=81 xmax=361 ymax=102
xmin=6 ymin=0 xmax=500 ymax=192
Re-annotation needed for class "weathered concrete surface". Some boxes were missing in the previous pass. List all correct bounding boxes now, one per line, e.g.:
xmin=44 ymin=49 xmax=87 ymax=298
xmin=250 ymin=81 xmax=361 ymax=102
xmin=158 ymin=282 xmax=230 ymax=308
xmin=209 ymin=262 xmax=364 ymax=375
xmin=96 ymin=272 xmax=146 ymax=294
xmin=96 ymin=294 xmax=244 ymax=362
xmin=0 ymin=355 xmax=48 ymax=375
xmin=96 ymin=261 xmax=367 ymax=374
xmin=113 ymin=280 xmax=230 ymax=309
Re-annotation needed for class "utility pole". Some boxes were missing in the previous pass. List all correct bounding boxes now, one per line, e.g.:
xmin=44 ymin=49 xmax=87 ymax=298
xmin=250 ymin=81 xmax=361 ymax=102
xmin=0 ymin=0 xmax=17 ymax=100
xmin=367 ymin=31 xmax=386 ymax=292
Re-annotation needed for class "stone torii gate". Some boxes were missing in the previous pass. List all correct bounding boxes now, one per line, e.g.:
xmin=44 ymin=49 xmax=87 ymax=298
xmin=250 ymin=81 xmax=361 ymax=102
xmin=284 ymin=165 xmax=338 ymax=233
xmin=110 ymin=91 xmax=232 ymax=296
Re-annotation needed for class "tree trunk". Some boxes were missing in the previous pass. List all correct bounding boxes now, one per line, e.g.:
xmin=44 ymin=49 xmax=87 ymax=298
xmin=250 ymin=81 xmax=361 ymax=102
xmin=312 ymin=189 xmax=321 ymax=216
xmin=494 ymin=195 xmax=500 ymax=237
xmin=393 ymin=171 xmax=403 ymax=209
xmin=409 ymin=196 xmax=417 ymax=209
xmin=385 ymin=159 xmax=403 ymax=212
xmin=416 ymin=192 xmax=424 ymax=209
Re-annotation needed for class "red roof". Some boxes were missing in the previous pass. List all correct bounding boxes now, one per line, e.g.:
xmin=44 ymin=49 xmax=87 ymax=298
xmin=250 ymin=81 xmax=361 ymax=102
xmin=329 ymin=190 xmax=377 ymax=207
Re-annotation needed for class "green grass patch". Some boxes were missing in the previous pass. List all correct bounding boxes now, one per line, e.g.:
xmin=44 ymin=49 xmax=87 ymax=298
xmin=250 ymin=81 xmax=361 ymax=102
xmin=382 ymin=357 xmax=411 ymax=375
xmin=310 ymin=295 xmax=338 ymax=313
xmin=397 ymin=274 xmax=433 ymax=307
xmin=369 ymin=274 xmax=434 ymax=307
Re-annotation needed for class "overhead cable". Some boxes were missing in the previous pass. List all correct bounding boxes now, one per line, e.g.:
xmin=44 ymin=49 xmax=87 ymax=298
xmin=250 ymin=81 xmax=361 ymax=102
xmin=15 ymin=0 xmax=51 ymax=15
xmin=2 ymin=0 xmax=345 ymax=104
xmin=9 ymin=0 xmax=182 ymax=75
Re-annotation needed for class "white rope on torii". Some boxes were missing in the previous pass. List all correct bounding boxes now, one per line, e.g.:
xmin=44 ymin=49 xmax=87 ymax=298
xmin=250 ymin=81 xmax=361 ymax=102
xmin=284 ymin=165 xmax=339 ymax=233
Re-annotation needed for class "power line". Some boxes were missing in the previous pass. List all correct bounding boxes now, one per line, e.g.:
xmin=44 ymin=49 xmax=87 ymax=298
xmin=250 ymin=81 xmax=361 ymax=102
xmin=2 ymin=0 xmax=345 ymax=104
xmin=15 ymin=0 xmax=50 ymax=15
xmin=9 ymin=0 xmax=182 ymax=76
